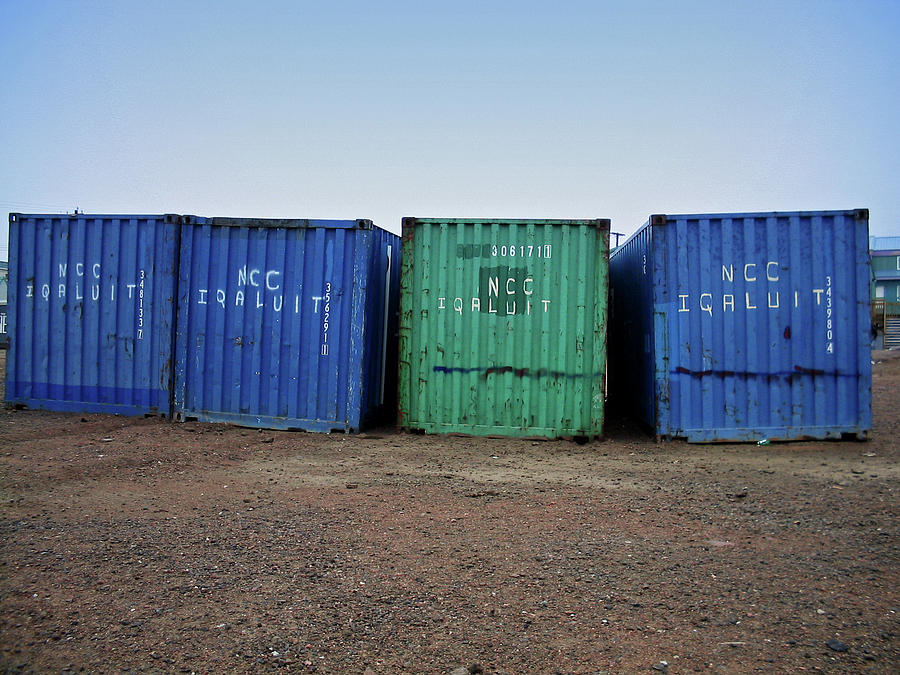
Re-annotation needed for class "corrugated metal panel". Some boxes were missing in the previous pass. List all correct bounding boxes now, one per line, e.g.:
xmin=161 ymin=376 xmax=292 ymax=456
xmin=399 ymin=218 xmax=609 ymax=439
xmin=870 ymin=235 xmax=900 ymax=251
xmin=608 ymin=223 xmax=655 ymax=428
xmin=5 ymin=213 xmax=180 ymax=415
xmin=609 ymin=210 xmax=872 ymax=442
xmin=173 ymin=217 xmax=399 ymax=432
xmin=873 ymin=271 xmax=900 ymax=281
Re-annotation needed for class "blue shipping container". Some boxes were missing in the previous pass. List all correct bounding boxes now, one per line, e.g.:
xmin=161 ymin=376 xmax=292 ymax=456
xmin=5 ymin=213 xmax=181 ymax=415
xmin=173 ymin=217 xmax=400 ymax=432
xmin=609 ymin=210 xmax=872 ymax=442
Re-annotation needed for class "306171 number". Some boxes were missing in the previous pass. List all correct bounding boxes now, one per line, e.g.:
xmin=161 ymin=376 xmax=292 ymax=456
xmin=491 ymin=244 xmax=552 ymax=259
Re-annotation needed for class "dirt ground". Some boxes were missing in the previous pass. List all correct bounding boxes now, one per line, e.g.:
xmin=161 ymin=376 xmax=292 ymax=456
xmin=0 ymin=350 xmax=897 ymax=674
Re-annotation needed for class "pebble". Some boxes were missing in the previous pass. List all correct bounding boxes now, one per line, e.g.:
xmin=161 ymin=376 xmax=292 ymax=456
xmin=826 ymin=639 xmax=849 ymax=652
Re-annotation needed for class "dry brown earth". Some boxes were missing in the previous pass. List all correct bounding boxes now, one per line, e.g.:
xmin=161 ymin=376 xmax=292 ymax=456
xmin=1 ymin=349 xmax=897 ymax=673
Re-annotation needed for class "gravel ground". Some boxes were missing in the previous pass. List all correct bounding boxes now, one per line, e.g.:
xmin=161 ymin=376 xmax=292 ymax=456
xmin=0 ymin=348 xmax=897 ymax=674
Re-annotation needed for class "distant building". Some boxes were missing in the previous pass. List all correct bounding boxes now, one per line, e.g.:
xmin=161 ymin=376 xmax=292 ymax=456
xmin=870 ymin=242 xmax=900 ymax=349
xmin=871 ymin=249 xmax=900 ymax=302
xmin=0 ymin=260 xmax=7 ymax=348
xmin=0 ymin=260 xmax=7 ymax=303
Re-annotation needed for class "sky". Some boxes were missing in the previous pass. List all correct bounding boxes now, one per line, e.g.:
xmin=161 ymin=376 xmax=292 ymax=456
xmin=0 ymin=0 xmax=898 ymax=260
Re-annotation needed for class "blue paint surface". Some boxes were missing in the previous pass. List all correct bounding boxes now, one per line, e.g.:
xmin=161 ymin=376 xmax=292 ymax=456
xmin=5 ymin=213 xmax=180 ymax=415
xmin=609 ymin=210 xmax=872 ymax=442
xmin=173 ymin=218 xmax=399 ymax=433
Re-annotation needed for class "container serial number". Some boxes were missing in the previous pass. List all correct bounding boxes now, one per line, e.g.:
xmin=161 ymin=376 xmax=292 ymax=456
xmin=321 ymin=281 xmax=331 ymax=356
xmin=456 ymin=243 xmax=553 ymax=259
xmin=825 ymin=276 xmax=833 ymax=354
xmin=492 ymin=244 xmax=552 ymax=259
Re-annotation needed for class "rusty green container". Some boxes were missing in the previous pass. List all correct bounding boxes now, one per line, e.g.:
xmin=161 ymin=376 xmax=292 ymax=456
xmin=398 ymin=218 xmax=610 ymax=439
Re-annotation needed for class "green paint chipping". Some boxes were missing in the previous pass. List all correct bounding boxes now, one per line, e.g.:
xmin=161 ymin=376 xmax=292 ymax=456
xmin=398 ymin=218 xmax=610 ymax=439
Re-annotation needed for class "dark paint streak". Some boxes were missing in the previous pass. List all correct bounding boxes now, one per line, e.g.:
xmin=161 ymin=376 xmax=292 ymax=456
xmin=433 ymin=366 xmax=603 ymax=380
xmin=792 ymin=365 xmax=825 ymax=376
xmin=673 ymin=365 xmax=834 ymax=380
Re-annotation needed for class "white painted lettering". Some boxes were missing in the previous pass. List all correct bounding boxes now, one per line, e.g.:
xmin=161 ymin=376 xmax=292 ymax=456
xmin=266 ymin=270 xmax=281 ymax=290
xmin=438 ymin=297 xmax=446 ymax=309
xmin=488 ymin=276 xmax=499 ymax=297
xmin=92 ymin=285 xmax=100 ymax=301
xmin=768 ymin=291 xmax=780 ymax=308
xmin=198 ymin=289 xmax=208 ymax=305
xmin=76 ymin=263 xmax=84 ymax=277
xmin=794 ymin=290 xmax=799 ymax=308
xmin=273 ymin=296 xmax=283 ymax=312
xmin=699 ymin=293 xmax=713 ymax=316
xmin=745 ymin=292 xmax=756 ymax=309
xmin=235 ymin=290 xmax=244 ymax=307
xmin=488 ymin=298 xmax=497 ymax=314
xmin=26 ymin=284 xmax=34 ymax=298
xmin=238 ymin=266 xmax=248 ymax=286
xmin=506 ymin=301 xmax=516 ymax=314
xmin=92 ymin=263 xmax=101 ymax=279
xmin=723 ymin=294 xmax=734 ymax=312
xmin=217 ymin=289 xmax=226 ymax=308
xmin=256 ymin=291 xmax=263 ymax=308
xmin=812 ymin=289 xmax=824 ymax=305
xmin=766 ymin=262 xmax=779 ymax=281
xmin=75 ymin=284 xmax=83 ymax=300
xmin=523 ymin=277 xmax=533 ymax=296
xmin=744 ymin=263 xmax=757 ymax=281
xmin=542 ymin=299 xmax=551 ymax=312
xmin=311 ymin=296 xmax=323 ymax=313
xmin=506 ymin=277 xmax=515 ymax=295
xmin=59 ymin=263 xmax=67 ymax=278
xmin=126 ymin=283 xmax=136 ymax=299
xmin=42 ymin=284 xmax=50 ymax=300
xmin=454 ymin=297 xmax=463 ymax=315
xmin=250 ymin=269 xmax=260 ymax=287
xmin=471 ymin=298 xmax=480 ymax=312
xmin=678 ymin=294 xmax=689 ymax=312
xmin=722 ymin=265 xmax=734 ymax=282
xmin=58 ymin=284 xmax=65 ymax=298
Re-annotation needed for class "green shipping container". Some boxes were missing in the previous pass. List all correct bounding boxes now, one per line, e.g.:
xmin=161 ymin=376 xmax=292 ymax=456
xmin=399 ymin=218 xmax=610 ymax=439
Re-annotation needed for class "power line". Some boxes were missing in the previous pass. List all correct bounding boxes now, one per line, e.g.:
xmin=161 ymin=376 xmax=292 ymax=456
xmin=0 ymin=200 xmax=73 ymax=212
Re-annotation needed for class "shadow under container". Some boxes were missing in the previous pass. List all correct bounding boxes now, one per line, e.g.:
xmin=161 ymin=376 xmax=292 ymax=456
xmin=4 ymin=213 xmax=181 ymax=415
xmin=608 ymin=209 xmax=872 ymax=442
xmin=173 ymin=217 xmax=399 ymax=432
xmin=399 ymin=218 xmax=610 ymax=439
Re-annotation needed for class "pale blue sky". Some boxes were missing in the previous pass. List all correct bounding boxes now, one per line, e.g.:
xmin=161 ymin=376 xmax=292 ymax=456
xmin=1 ymin=0 xmax=897 ymax=259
